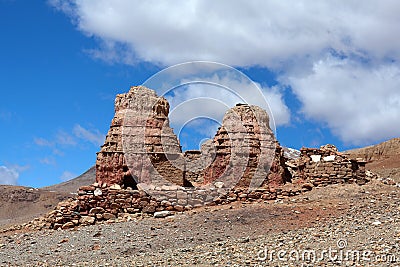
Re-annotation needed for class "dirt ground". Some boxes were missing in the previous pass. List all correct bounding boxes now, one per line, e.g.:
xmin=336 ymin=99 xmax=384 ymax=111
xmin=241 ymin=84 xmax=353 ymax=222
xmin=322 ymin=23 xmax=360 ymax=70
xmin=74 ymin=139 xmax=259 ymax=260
xmin=0 ymin=180 xmax=398 ymax=266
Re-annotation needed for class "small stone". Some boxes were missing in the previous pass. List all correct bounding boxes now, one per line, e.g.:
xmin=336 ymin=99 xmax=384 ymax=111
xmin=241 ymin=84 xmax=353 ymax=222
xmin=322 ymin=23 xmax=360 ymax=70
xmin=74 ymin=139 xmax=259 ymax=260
xmin=174 ymin=205 xmax=184 ymax=212
xmin=214 ymin=182 xmax=224 ymax=188
xmin=109 ymin=184 xmax=121 ymax=190
xmin=59 ymin=238 xmax=69 ymax=244
xmin=372 ymin=220 xmax=382 ymax=226
xmin=92 ymin=244 xmax=101 ymax=250
xmin=61 ymin=222 xmax=75 ymax=230
xmin=89 ymin=207 xmax=105 ymax=214
xmin=103 ymin=213 xmax=116 ymax=220
xmin=239 ymin=237 xmax=250 ymax=243
xmin=302 ymin=183 xmax=313 ymax=191
xmin=177 ymin=199 xmax=187 ymax=205
xmin=93 ymin=232 xmax=102 ymax=237
xmin=53 ymin=223 xmax=63 ymax=230
xmin=154 ymin=211 xmax=174 ymax=218
xmin=94 ymin=188 xmax=102 ymax=196
xmin=79 ymin=216 xmax=95 ymax=225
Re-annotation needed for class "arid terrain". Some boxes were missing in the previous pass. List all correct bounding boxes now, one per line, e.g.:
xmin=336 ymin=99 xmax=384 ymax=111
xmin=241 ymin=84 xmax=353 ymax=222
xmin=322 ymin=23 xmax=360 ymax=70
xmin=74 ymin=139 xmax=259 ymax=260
xmin=0 ymin=167 xmax=94 ymax=229
xmin=347 ymin=138 xmax=400 ymax=183
xmin=0 ymin=180 xmax=399 ymax=266
xmin=0 ymin=139 xmax=399 ymax=266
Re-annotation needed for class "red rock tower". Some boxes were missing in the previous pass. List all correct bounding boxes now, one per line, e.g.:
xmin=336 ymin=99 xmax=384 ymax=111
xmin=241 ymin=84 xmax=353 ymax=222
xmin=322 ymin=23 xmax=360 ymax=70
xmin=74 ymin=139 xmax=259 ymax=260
xmin=95 ymin=86 xmax=186 ymax=187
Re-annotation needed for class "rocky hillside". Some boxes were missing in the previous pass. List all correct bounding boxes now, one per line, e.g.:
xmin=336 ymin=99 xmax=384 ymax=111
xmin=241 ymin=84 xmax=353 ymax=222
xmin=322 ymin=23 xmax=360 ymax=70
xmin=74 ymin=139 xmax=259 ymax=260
xmin=0 ymin=167 xmax=95 ymax=228
xmin=41 ymin=166 xmax=95 ymax=193
xmin=346 ymin=138 xmax=400 ymax=161
xmin=346 ymin=137 xmax=400 ymax=182
xmin=0 ymin=186 xmax=70 ymax=228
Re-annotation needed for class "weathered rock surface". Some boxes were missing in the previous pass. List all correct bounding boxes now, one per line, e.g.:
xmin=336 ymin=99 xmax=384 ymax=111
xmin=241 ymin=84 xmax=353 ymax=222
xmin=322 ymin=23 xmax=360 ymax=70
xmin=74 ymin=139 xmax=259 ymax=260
xmin=346 ymin=137 xmax=400 ymax=182
xmin=346 ymin=137 xmax=400 ymax=161
xmin=96 ymin=86 xmax=286 ymax=190
xmin=201 ymin=104 xmax=280 ymax=189
xmin=96 ymin=86 xmax=186 ymax=187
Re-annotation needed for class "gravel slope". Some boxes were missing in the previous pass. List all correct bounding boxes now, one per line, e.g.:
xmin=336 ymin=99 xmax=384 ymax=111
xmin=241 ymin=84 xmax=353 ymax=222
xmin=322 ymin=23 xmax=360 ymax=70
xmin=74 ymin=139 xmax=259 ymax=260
xmin=0 ymin=180 xmax=399 ymax=266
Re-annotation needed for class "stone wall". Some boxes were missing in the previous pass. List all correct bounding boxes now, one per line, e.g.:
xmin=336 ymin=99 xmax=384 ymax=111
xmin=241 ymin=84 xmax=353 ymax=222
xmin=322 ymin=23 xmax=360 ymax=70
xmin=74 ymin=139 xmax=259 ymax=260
xmin=286 ymin=144 xmax=368 ymax=186
xmin=20 ymin=182 xmax=307 ymax=231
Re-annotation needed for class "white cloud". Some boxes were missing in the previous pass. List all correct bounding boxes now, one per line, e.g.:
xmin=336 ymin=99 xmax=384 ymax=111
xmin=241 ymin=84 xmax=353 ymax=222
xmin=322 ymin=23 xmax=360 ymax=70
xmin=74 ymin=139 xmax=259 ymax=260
xmin=166 ymin=75 xmax=290 ymax=130
xmin=39 ymin=157 xmax=56 ymax=165
xmin=0 ymin=164 xmax=29 ymax=185
xmin=287 ymin=56 xmax=400 ymax=145
xmin=0 ymin=166 xmax=19 ymax=185
xmin=50 ymin=1 xmax=400 ymax=67
xmin=51 ymin=0 xmax=400 ymax=144
xmin=73 ymin=124 xmax=105 ymax=146
xmin=34 ymin=137 xmax=53 ymax=147
xmin=59 ymin=171 xmax=76 ymax=182
xmin=34 ymin=133 xmax=76 ymax=147
xmin=56 ymin=131 xmax=77 ymax=146
xmin=35 ymin=125 xmax=104 ymax=153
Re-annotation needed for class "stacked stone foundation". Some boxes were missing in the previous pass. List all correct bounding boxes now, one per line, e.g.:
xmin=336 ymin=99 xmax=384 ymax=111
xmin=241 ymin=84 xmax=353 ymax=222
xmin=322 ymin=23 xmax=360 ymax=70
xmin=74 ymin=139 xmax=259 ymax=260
xmin=22 ymin=182 xmax=310 ymax=231
xmin=287 ymin=145 xmax=368 ymax=186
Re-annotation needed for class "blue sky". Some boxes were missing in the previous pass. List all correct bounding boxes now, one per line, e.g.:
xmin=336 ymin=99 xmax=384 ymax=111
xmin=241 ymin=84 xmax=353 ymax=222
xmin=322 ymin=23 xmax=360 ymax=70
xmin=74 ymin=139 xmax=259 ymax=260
xmin=1 ymin=1 xmax=399 ymax=187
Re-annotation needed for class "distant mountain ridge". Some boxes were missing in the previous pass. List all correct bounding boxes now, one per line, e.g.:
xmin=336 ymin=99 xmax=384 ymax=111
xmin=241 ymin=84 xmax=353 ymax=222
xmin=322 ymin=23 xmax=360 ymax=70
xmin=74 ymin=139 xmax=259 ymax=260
xmin=283 ymin=147 xmax=300 ymax=160
xmin=0 ymin=167 xmax=96 ymax=228
xmin=345 ymin=138 xmax=400 ymax=161
xmin=346 ymin=138 xmax=400 ymax=182
xmin=41 ymin=166 xmax=96 ymax=193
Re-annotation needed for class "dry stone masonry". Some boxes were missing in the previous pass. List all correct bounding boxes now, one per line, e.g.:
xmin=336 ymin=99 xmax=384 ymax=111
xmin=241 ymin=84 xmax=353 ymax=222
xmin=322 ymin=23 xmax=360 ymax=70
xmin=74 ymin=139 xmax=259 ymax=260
xmin=96 ymin=86 xmax=187 ymax=188
xmin=201 ymin=104 xmax=284 ymax=189
xmin=286 ymin=144 xmax=368 ymax=186
xmin=15 ymin=182 xmax=307 ymax=231
xmin=96 ymin=86 xmax=285 ymax=191
xmin=5 ymin=86 xmax=375 ymax=232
